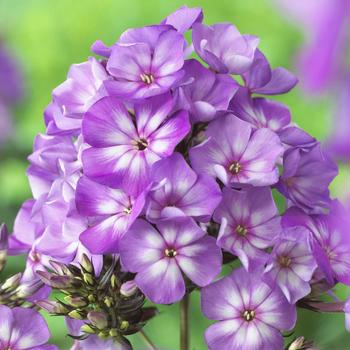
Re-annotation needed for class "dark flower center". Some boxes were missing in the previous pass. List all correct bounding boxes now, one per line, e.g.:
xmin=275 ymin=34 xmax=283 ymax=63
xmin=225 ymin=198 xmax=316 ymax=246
xmin=229 ymin=161 xmax=241 ymax=175
xmin=165 ymin=248 xmax=177 ymax=258
xmin=242 ymin=310 xmax=255 ymax=322
xmin=123 ymin=207 xmax=132 ymax=215
xmin=136 ymin=138 xmax=148 ymax=151
xmin=140 ymin=73 xmax=154 ymax=85
xmin=235 ymin=225 xmax=247 ymax=237
xmin=278 ymin=255 xmax=292 ymax=268
xmin=31 ymin=251 xmax=41 ymax=263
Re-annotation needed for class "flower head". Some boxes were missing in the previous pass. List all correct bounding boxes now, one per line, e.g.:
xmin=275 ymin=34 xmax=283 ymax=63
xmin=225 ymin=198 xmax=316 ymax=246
xmin=214 ymin=187 xmax=281 ymax=271
xmin=242 ymin=49 xmax=298 ymax=95
xmin=277 ymin=144 xmax=338 ymax=214
xmin=283 ymin=203 xmax=350 ymax=286
xmin=146 ymin=152 xmax=221 ymax=222
xmin=53 ymin=57 xmax=109 ymax=119
xmin=0 ymin=305 xmax=57 ymax=350
xmin=120 ymin=218 xmax=222 ymax=304
xmin=190 ymin=114 xmax=284 ymax=187
xmin=104 ymin=26 xmax=185 ymax=99
xmin=201 ymin=268 xmax=296 ymax=350
xmin=82 ymin=93 xmax=190 ymax=195
xmin=175 ymin=59 xmax=238 ymax=123
xmin=264 ymin=227 xmax=317 ymax=303
xmin=76 ymin=176 xmax=145 ymax=254
xmin=192 ymin=23 xmax=259 ymax=74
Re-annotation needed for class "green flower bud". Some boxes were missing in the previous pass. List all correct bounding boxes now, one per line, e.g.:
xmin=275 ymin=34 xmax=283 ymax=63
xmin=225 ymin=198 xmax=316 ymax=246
xmin=81 ymin=254 xmax=94 ymax=273
xmin=68 ymin=310 xmax=84 ymax=320
xmin=88 ymin=310 xmax=108 ymax=330
xmin=81 ymin=324 xmax=95 ymax=334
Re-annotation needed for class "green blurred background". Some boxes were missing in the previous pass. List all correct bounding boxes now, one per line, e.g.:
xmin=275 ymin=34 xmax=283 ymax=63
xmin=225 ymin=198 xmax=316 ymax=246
xmin=0 ymin=0 xmax=349 ymax=349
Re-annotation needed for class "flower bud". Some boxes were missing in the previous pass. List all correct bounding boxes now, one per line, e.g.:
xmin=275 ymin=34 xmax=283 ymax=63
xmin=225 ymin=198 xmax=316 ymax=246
xmin=68 ymin=310 xmax=85 ymax=320
xmin=37 ymin=271 xmax=74 ymax=289
xmin=83 ymin=273 xmax=94 ymax=286
xmin=80 ymin=254 xmax=94 ymax=273
xmin=64 ymin=295 xmax=87 ymax=308
xmin=120 ymin=320 xmax=129 ymax=330
xmin=0 ymin=224 xmax=8 ymax=272
xmin=1 ymin=273 xmax=22 ymax=291
xmin=80 ymin=324 xmax=95 ymax=334
xmin=15 ymin=278 xmax=42 ymax=298
xmin=88 ymin=310 xmax=108 ymax=330
xmin=49 ymin=260 xmax=72 ymax=276
xmin=287 ymin=336 xmax=315 ymax=350
xmin=120 ymin=280 xmax=138 ymax=297
xmin=37 ymin=300 xmax=69 ymax=314
xmin=104 ymin=296 xmax=113 ymax=307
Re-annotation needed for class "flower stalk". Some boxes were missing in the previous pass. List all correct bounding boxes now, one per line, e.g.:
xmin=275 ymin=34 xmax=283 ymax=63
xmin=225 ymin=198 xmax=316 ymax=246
xmin=180 ymin=294 xmax=190 ymax=350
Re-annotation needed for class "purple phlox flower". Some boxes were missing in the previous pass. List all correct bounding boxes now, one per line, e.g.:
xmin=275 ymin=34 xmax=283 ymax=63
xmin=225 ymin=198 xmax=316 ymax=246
xmin=214 ymin=186 xmax=281 ymax=271
xmin=53 ymin=56 xmax=109 ymax=119
xmin=242 ymin=49 xmax=298 ymax=95
xmin=192 ymin=23 xmax=259 ymax=74
xmin=189 ymin=114 xmax=284 ymax=187
xmin=27 ymin=134 xmax=81 ymax=201
xmin=10 ymin=195 xmax=102 ymax=275
xmin=44 ymin=101 xmax=81 ymax=136
xmin=82 ymin=93 xmax=190 ymax=195
xmin=104 ymin=25 xmax=185 ymax=99
xmin=146 ymin=152 xmax=221 ymax=222
xmin=34 ymin=199 xmax=88 ymax=262
xmin=0 ymin=42 xmax=23 ymax=105
xmin=0 ymin=305 xmax=57 ymax=350
xmin=9 ymin=199 xmax=45 ymax=255
xmin=229 ymin=87 xmax=291 ymax=133
xmin=277 ymin=0 xmax=350 ymax=93
xmin=120 ymin=217 xmax=222 ymax=304
xmin=264 ymin=227 xmax=317 ymax=304
xmin=283 ymin=203 xmax=350 ymax=286
xmin=229 ymin=88 xmax=316 ymax=150
xmin=345 ymin=296 xmax=350 ymax=332
xmin=76 ymin=176 xmax=145 ymax=254
xmin=161 ymin=5 xmax=203 ymax=34
xmin=277 ymin=143 xmax=338 ymax=214
xmin=174 ymin=59 xmax=239 ymax=123
xmin=327 ymin=78 xmax=350 ymax=161
xmin=201 ymin=268 xmax=296 ymax=350
xmin=66 ymin=318 xmax=129 ymax=350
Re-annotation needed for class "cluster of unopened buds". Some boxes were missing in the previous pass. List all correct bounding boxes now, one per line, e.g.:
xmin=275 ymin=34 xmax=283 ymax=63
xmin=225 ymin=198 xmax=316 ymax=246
xmin=1 ymin=6 xmax=349 ymax=350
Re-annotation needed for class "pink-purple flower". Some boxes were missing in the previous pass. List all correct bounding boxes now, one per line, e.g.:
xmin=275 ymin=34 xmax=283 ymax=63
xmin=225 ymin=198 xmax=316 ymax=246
xmin=277 ymin=144 xmax=338 ymax=214
xmin=201 ymin=268 xmax=296 ymax=350
xmin=214 ymin=187 xmax=281 ymax=271
xmin=82 ymin=93 xmax=190 ymax=195
xmin=264 ymin=228 xmax=317 ymax=303
xmin=190 ymin=114 xmax=284 ymax=187
xmin=146 ymin=152 xmax=221 ymax=222
xmin=192 ymin=23 xmax=259 ymax=74
xmin=174 ymin=59 xmax=238 ymax=123
xmin=104 ymin=25 xmax=185 ymax=99
xmin=0 ymin=305 xmax=57 ymax=350
xmin=120 ymin=218 xmax=222 ymax=304
xmin=76 ymin=176 xmax=145 ymax=254
xmin=283 ymin=203 xmax=350 ymax=286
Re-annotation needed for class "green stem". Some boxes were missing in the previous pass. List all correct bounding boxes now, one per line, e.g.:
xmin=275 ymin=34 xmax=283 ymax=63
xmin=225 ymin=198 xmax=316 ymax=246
xmin=180 ymin=294 xmax=190 ymax=350
xmin=139 ymin=329 xmax=158 ymax=350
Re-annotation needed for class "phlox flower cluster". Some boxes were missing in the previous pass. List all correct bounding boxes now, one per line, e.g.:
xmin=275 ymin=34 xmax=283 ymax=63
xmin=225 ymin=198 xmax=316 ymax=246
xmin=2 ymin=6 xmax=349 ymax=350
